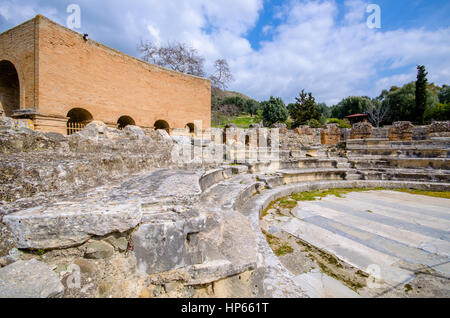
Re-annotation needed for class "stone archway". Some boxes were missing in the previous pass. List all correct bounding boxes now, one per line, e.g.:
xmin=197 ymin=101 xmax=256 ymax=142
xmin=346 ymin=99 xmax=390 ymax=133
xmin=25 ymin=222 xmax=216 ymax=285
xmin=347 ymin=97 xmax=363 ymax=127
xmin=67 ymin=108 xmax=93 ymax=135
xmin=186 ymin=123 xmax=195 ymax=135
xmin=118 ymin=116 xmax=136 ymax=130
xmin=0 ymin=60 xmax=20 ymax=117
xmin=154 ymin=120 xmax=170 ymax=133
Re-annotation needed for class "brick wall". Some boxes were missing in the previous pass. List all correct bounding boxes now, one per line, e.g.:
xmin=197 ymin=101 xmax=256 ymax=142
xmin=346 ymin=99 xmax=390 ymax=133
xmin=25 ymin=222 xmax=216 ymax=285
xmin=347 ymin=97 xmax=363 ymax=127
xmin=1 ymin=15 xmax=211 ymax=133
xmin=0 ymin=18 xmax=37 ymax=111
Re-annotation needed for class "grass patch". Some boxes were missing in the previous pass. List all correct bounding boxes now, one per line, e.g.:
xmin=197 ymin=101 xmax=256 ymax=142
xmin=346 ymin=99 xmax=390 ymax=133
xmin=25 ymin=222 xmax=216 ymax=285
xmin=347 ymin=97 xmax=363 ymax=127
xmin=278 ymin=200 xmax=298 ymax=209
xmin=260 ymin=201 xmax=277 ymax=219
xmin=290 ymin=188 xmax=385 ymax=201
xmin=262 ymin=230 xmax=279 ymax=245
xmin=274 ymin=243 xmax=294 ymax=256
xmin=212 ymin=113 xmax=261 ymax=129
xmin=395 ymin=189 xmax=450 ymax=199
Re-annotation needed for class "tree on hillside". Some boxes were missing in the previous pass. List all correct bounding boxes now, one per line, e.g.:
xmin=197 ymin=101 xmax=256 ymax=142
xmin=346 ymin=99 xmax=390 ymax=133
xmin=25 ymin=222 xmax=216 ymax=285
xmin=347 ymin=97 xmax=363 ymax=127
xmin=138 ymin=40 xmax=206 ymax=77
xmin=210 ymin=59 xmax=233 ymax=91
xmin=261 ymin=97 xmax=288 ymax=127
xmin=245 ymin=99 xmax=260 ymax=117
xmin=382 ymin=82 xmax=415 ymax=123
xmin=289 ymin=90 xmax=320 ymax=127
xmin=439 ymin=85 xmax=450 ymax=104
xmin=415 ymin=65 xmax=428 ymax=124
xmin=316 ymin=102 xmax=331 ymax=119
xmin=220 ymin=96 xmax=247 ymax=116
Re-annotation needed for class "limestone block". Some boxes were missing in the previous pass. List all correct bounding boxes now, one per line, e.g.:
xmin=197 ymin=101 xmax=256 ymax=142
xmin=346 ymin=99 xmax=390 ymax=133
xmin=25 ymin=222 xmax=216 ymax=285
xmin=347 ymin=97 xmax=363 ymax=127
xmin=0 ymin=259 xmax=64 ymax=298
xmin=132 ymin=213 xmax=207 ymax=275
xmin=427 ymin=121 xmax=450 ymax=138
xmin=389 ymin=121 xmax=413 ymax=141
xmin=350 ymin=122 xmax=373 ymax=139
xmin=84 ymin=240 xmax=115 ymax=259
xmin=3 ymin=200 xmax=142 ymax=249
xmin=321 ymin=124 xmax=341 ymax=146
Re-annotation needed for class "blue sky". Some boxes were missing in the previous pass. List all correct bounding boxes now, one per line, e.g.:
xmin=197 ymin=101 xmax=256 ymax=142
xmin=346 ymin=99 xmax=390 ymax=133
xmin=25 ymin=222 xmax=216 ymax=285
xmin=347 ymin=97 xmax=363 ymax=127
xmin=1 ymin=0 xmax=449 ymax=105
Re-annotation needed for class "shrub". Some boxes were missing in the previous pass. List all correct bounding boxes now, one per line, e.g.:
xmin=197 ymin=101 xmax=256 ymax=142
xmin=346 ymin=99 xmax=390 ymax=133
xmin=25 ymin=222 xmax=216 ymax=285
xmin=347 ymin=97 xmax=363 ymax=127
xmin=261 ymin=97 xmax=289 ymax=127
xmin=308 ymin=119 xmax=322 ymax=128
xmin=327 ymin=118 xmax=351 ymax=128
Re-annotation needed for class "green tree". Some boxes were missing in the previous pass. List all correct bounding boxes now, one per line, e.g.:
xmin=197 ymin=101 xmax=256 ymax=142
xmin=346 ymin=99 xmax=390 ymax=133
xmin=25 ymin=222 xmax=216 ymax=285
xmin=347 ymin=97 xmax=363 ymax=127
xmin=382 ymin=82 xmax=416 ymax=123
xmin=382 ymin=82 xmax=439 ymax=124
xmin=289 ymin=90 xmax=320 ymax=127
xmin=245 ymin=99 xmax=260 ymax=117
xmin=331 ymin=96 xmax=373 ymax=119
xmin=316 ymin=102 xmax=331 ymax=118
xmin=261 ymin=97 xmax=289 ymax=127
xmin=223 ymin=96 xmax=246 ymax=113
xmin=439 ymin=85 xmax=450 ymax=104
xmin=415 ymin=65 xmax=428 ymax=124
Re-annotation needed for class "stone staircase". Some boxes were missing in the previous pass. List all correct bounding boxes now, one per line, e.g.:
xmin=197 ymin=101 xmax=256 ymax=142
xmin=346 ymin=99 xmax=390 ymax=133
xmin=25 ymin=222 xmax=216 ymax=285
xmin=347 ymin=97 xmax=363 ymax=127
xmin=346 ymin=138 xmax=450 ymax=183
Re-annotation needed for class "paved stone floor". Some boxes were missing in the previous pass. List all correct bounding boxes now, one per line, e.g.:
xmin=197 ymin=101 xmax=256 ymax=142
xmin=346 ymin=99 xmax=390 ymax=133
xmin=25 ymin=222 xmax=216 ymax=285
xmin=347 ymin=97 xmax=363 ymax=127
xmin=281 ymin=191 xmax=450 ymax=293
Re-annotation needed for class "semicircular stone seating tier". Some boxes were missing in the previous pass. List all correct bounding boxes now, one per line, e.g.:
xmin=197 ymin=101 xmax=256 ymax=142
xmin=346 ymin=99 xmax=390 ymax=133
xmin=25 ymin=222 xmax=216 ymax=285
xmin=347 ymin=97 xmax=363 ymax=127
xmin=2 ymin=136 xmax=449 ymax=297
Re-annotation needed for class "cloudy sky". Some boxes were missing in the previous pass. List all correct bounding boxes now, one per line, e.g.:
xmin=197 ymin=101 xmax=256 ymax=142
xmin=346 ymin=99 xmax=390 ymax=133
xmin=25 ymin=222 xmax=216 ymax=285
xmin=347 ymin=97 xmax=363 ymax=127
xmin=1 ymin=0 xmax=449 ymax=105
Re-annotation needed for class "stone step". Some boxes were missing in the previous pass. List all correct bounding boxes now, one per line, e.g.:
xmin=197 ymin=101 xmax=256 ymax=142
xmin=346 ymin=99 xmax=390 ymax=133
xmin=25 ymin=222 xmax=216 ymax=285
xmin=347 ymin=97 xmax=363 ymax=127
xmin=346 ymin=139 xmax=450 ymax=148
xmin=348 ymin=147 xmax=449 ymax=158
xmin=247 ymin=158 xmax=340 ymax=174
xmin=292 ymin=200 xmax=450 ymax=258
xmin=345 ymin=173 xmax=363 ymax=181
xmin=281 ymin=217 xmax=414 ymax=286
xmin=349 ymin=157 xmax=450 ymax=170
xmin=277 ymin=168 xmax=348 ymax=184
xmin=359 ymin=168 xmax=450 ymax=183
xmin=346 ymin=138 xmax=390 ymax=147
xmin=293 ymin=271 xmax=361 ymax=298
xmin=301 ymin=215 xmax=450 ymax=274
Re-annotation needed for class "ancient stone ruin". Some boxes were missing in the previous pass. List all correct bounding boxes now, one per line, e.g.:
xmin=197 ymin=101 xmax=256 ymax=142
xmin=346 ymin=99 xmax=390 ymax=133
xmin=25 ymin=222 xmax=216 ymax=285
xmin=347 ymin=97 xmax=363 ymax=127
xmin=0 ymin=15 xmax=449 ymax=300
xmin=389 ymin=121 xmax=414 ymax=141
xmin=0 ymin=115 xmax=449 ymax=298
xmin=350 ymin=122 xmax=373 ymax=139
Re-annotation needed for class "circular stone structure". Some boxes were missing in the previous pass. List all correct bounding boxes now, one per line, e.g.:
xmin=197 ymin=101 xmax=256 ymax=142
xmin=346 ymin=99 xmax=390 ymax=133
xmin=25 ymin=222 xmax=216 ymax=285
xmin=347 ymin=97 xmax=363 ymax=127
xmin=251 ymin=181 xmax=450 ymax=298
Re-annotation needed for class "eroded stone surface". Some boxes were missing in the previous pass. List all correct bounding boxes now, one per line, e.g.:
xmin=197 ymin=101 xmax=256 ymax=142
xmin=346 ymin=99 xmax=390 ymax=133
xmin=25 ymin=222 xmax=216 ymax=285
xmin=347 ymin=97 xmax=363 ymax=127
xmin=0 ymin=259 xmax=64 ymax=298
xmin=3 ymin=200 xmax=142 ymax=249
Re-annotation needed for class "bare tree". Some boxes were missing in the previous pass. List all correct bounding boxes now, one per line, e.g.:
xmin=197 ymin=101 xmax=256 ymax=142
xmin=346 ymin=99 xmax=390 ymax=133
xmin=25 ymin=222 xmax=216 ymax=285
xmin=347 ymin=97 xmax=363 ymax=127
xmin=368 ymin=101 xmax=390 ymax=127
xmin=209 ymin=59 xmax=233 ymax=90
xmin=138 ymin=40 xmax=206 ymax=77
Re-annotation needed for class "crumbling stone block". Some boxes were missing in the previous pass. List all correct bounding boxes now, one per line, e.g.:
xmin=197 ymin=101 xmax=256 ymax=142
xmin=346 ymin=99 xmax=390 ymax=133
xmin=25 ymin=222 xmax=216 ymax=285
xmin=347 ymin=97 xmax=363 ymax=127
xmin=389 ymin=121 xmax=414 ymax=141
xmin=427 ymin=121 xmax=450 ymax=138
xmin=320 ymin=124 xmax=341 ymax=146
xmin=0 ymin=259 xmax=64 ymax=298
xmin=350 ymin=122 xmax=373 ymax=139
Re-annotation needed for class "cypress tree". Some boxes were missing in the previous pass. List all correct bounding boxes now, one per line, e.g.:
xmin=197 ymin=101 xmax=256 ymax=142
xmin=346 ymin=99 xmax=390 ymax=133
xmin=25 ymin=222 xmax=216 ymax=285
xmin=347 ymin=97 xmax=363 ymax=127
xmin=415 ymin=65 xmax=428 ymax=124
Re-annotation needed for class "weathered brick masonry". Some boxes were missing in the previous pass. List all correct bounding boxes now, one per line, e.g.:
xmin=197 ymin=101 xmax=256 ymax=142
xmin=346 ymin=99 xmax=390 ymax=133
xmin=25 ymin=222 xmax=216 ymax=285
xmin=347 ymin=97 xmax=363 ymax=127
xmin=0 ymin=15 xmax=211 ymax=134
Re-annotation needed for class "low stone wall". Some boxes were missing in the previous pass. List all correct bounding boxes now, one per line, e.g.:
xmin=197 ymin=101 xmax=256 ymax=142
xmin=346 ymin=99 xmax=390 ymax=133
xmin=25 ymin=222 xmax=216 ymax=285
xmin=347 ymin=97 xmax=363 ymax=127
xmin=389 ymin=121 xmax=414 ymax=141
xmin=350 ymin=122 xmax=373 ymax=139
xmin=427 ymin=121 xmax=450 ymax=138
xmin=372 ymin=127 xmax=389 ymax=139
xmin=321 ymin=124 xmax=341 ymax=146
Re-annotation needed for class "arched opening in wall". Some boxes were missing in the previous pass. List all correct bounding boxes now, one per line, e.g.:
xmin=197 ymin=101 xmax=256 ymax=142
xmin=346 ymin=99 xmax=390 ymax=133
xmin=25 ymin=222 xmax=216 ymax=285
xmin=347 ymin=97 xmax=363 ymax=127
xmin=154 ymin=120 xmax=170 ymax=133
xmin=118 ymin=116 xmax=136 ymax=130
xmin=186 ymin=123 xmax=195 ymax=135
xmin=223 ymin=124 xmax=236 ymax=144
xmin=0 ymin=60 xmax=20 ymax=117
xmin=67 ymin=108 xmax=93 ymax=135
